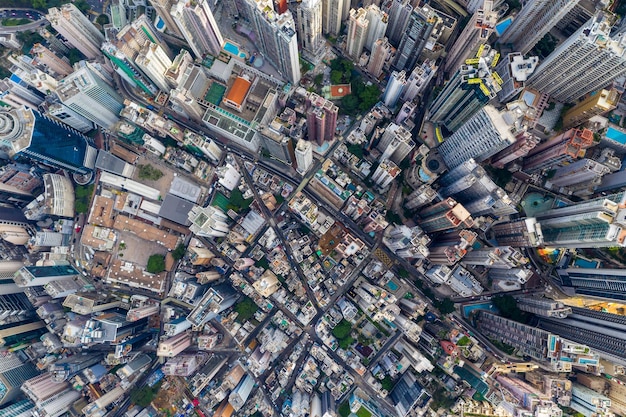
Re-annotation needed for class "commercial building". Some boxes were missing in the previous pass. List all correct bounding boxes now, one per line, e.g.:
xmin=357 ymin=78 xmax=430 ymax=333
xmin=383 ymin=224 xmax=430 ymax=259
xmin=461 ymin=246 xmax=527 ymax=269
xmin=389 ymin=371 xmax=430 ymax=417
xmin=149 ymin=0 xmax=185 ymax=38
xmin=13 ymin=265 xmax=79 ymax=288
xmin=346 ymin=8 xmax=369 ymax=61
xmin=428 ymin=46 xmax=502 ymax=131
xmin=21 ymin=373 xmax=81 ymax=417
xmin=0 ymin=107 xmax=97 ymax=180
xmin=135 ymin=43 xmax=174 ymax=92
xmin=55 ymin=64 xmax=124 ymax=129
xmin=49 ymin=353 xmax=102 ymax=382
xmin=443 ymin=0 xmax=498 ymax=74
xmin=549 ymin=158 xmax=610 ymax=190
xmin=425 ymin=264 xmax=483 ymax=296
xmin=405 ymin=184 xmax=438 ymax=210
xmin=557 ymin=267 xmax=626 ymax=301
xmin=437 ymin=105 xmax=518 ymax=169
xmin=562 ymin=88 xmax=620 ymax=129
xmin=44 ymin=102 xmax=94 ymax=133
xmin=570 ymin=383 xmax=612 ymax=417
xmin=171 ymin=0 xmax=223 ymax=59
xmin=229 ymin=374 xmax=255 ymax=410
xmin=23 ymin=174 xmax=74 ymax=220
xmin=385 ymin=0 xmax=413 ymax=46
xmin=393 ymin=5 xmax=437 ymax=71
xmin=46 ymin=4 xmax=104 ymax=59
xmin=516 ymin=296 xmax=572 ymax=318
xmin=297 ymin=0 xmax=326 ymax=64
xmin=371 ymin=159 xmax=401 ymax=188
xmin=527 ymin=13 xmax=626 ymax=103
xmin=498 ymin=0 xmax=581 ymax=54
xmin=157 ymin=331 xmax=192 ymax=357
xmin=0 ymin=353 xmax=39 ymax=405
xmin=258 ymin=124 xmax=295 ymax=165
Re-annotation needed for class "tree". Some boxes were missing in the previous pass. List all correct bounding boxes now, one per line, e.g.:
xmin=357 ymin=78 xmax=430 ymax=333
xmin=234 ymin=296 xmax=258 ymax=322
xmin=137 ymin=164 xmax=164 ymax=181
xmin=67 ymin=48 xmax=82 ymax=65
xmin=330 ymin=70 xmax=343 ymax=84
xmin=146 ymin=254 xmax=166 ymax=273
xmin=96 ymin=14 xmax=109 ymax=26
xmin=435 ymin=297 xmax=455 ymax=315
xmin=314 ymin=73 xmax=323 ymax=86
xmin=332 ymin=319 xmax=352 ymax=339
xmin=338 ymin=336 xmax=355 ymax=350
xmin=492 ymin=295 xmax=530 ymax=323
xmin=171 ymin=244 xmax=186 ymax=260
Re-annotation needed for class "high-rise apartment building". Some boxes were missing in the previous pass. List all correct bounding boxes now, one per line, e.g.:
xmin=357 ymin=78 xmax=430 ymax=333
xmin=523 ymin=128 xmax=594 ymax=173
xmin=101 ymin=42 xmax=159 ymax=97
xmin=557 ymin=266 xmax=626 ymax=301
xmin=461 ymin=246 xmax=527 ymax=269
xmin=367 ymin=37 xmax=392 ymax=78
xmin=428 ymin=46 xmax=502 ymax=131
xmin=364 ymin=4 xmax=388 ymax=51
xmin=549 ymin=158 xmax=611 ymax=189
xmin=157 ymin=331 xmax=192 ymax=357
xmin=30 ymin=43 xmax=73 ymax=78
xmin=21 ymin=373 xmax=81 ymax=417
xmin=346 ymin=8 xmax=369 ymax=60
xmin=187 ymin=284 xmax=239 ymax=326
xmin=371 ymin=159 xmax=401 ymax=188
xmin=322 ymin=0 xmax=343 ymax=36
xmin=417 ymin=198 xmax=473 ymax=233
xmin=443 ymin=0 xmax=498 ymax=74
xmin=306 ymin=92 xmax=338 ymax=145
xmin=297 ymin=0 xmax=326 ymax=64
xmin=188 ymin=206 xmax=230 ymax=237
xmin=491 ymin=218 xmax=544 ymax=247
xmin=499 ymin=0 xmax=582 ymax=54
xmin=385 ymin=0 xmax=413 ymax=46
xmin=258 ymin=125 xmax=295 ymax=164
xmin=0 ymin=107 xmax=97 ymax=178
xmin=393 ymin=5 xmax=437 ymax=71
xmin=405 ymin=184 xmax=438 ymax=210
xmin=516 ymin=296 xmax=572 ymax=318
xmin=135 ymin=43 xmax=174 ymax=92
xmin=46 ymin=4 xmax=104 ymax=59
xmin=247 ymin=0 xmax=301 ymax=83
xmin=383 ymin=224 xmax=430 ymax=259
xmin=563 ymin=88 xmax=620 ymax=129
xmin=437 ymin=105 xmax=518 ymax=169
xmin=149 ymin=0 xmax=185 ymax=38
xmin=383 ymin=70 xmax=407 ymax=107
xmin=494 ymin=53 xmax=539 ymax=104
xmin=402 ymin=60 xmax=437 ymax=102
xmin=295 ymin=138 xmax=314 ymax=174
xmin=171 ymin=0 xmax=224 ymax=59
xmin=55 ymin=64 xmax=124 ymax=129
xmin=376 ymin=122 xmax=415 ymax=164
xmin=527 ymin=13 xmax=626 ymax=103
xmin=44 ymin=102 xmax=94 ymax=133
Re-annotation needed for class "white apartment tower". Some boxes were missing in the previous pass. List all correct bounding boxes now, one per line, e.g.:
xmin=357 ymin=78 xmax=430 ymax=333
xmin=295 ymin=138 xmax=314 ymax=174
xmin=46 ymin=4 xmax=105 ymax=59
xmin=346 ymin=8 xmax=370 ymax=61
xmin=383 ymin=70 xmax=407 ymax=107
xmin=322 ymin=0 xmax=343 ymax=36
xmin=499 ymin=0 xmax=581 ymax=55
xmin=149 ymin=0 xmax=185 ymax=38
xmin=171 ymin=0 xmax=224 ymax=59
xmin=495 ymin=53 xmax=539 ymax=103
xmin=55 ymin=64 xmax=124 ymax=129
xmin=135 ymin=43 xmax=174 ymax=92
xmin=402 ymin=60 xmax=437 ymax=102
xmin=367 ymin=37 xmax=392 ymax=78
xmin=364 ymin=4 xmax=388 ymax=51
xmin=527 ymin=13 xmax=626 ymax=103
xmin=444 ymin=0 xmax=498 ymax=73
xmin=377 ymin=122 xmax=416 ymax=164
xmin=297 ymin=0 xmax=326 ymax=64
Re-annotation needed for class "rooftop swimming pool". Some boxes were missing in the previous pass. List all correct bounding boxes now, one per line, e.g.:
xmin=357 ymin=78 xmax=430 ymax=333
xmin=495 ymin=17 xmax=512 ymax=36
xmin=154 ymin=16 xmax=165 ymax=30
xmin=573 ymin=258 xmax=600 ymax=268
xmin=606 ymin=127 xmax=626 ymax=145
xmin=223 ymin=41 xmax=247 ymax=59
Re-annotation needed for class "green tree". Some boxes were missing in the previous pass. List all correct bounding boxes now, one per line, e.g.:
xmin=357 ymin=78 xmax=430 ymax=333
xmin=146 ymin=254 xmax=166 ymax=273
xmin=332 ymin=319 xmax=352 ymax=339
xmin=234 ymin=296 xmax=258 ymax=323
xmin=171 ymin=244 xmax=186 ymax=260
xmin=435 ymin=298 xmax=455 ymax=315
xmin=314 ymin=73 xmax=323 ymax=86
xmin=338 ymin=336 xmax=355 ymax=349
xmin=330 ymin=70 xmax=343 ymax=84
xmin=96 ymin=14 xmax=109 ymax=26
xmin=67 ymin=48 xmax=82 ymax=65
xmin=492 ymin=295 xmax=530 ymax=323
xmin=137 ymin=164 xmax=164 ymax=181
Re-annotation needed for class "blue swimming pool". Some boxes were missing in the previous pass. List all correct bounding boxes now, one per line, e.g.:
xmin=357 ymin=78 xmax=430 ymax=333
xmin=574 ymin=258 xmax=599 ymax=268
xmin=223 ymin=41 xmax=247 ymax=59
xmin=495 ymin=17 xmax=512 ymax=36
xmin=606 ymin=127 xmax=626 ymax=145
xmin=386 ymin=280 xmax=399 ymax=291
xmin=154 ymin=16 xmax=165 ymax=30
xmin=462 ymin=302 xmax=498 ymax=318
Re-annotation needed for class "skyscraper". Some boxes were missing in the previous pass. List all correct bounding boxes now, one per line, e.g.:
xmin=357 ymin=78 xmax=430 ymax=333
xmin=0 ymin=107 xmax=97 ymax=179
xmin=417 ymin=198 xmax=473 ymax=233
xmin=101 ymin=42 xmax=159 ymax=97
xmin=367 ymin=37 xmax=392 ymax=78
xmin=376 ymin=122 xmax=415 ymax=164
xmin=171 ymin=0 xmax=224 ymax=59
xmin=491 ymin=218 xmax=544 ymax=247
xmin=494 ymin=53 xmax=539 ymax=103
xmin=135 ymin=43 xmax=174 ymax=92
xmin=443 ymin=0 xmax=498 ymax=74
xmin=46 ymin=4 xmax=104 ymax=59
xmin=563 ymin=88 xmax=620 ymax=129
xmin=393 ymin=5 xmax=437 ymax=71
xmin=322 ymin=0 xmax=343 ymax=36
xmin=346 ymin=8 xmax=369 ymax=61
xmin=527 ymin=12 xmax=626 ymax=103
xmin=306 ymin=92 xmax=338 ymax=145
xmin=0 ymin=353 xmax=39 ymax=405
xmin=557 ymin=266 xmax=626 ymax=301
xmin=248 ymin=0 xmax=301 ymax=83
xmin=498 ymin=0 xmax=581 ymax=55
xmin=55 ymin=64 xmax=124 ymax=129
xmin=402 ymin=60 xmax=437 ymax=102
xmin=385 ymin=0 xmax=413 ymax=46
xmin=30 ymin=43 xmax=73 ymax=78
xmin=364 ymin=4 xmax=388 ymax=51
xmin=295 ymin=138 xmax=314 ymax=174
xmin=523 ymin=128 xmax=594 ymax=173
xmin=383 ymin=70 xmax=407 ymax=107
xmin=149 ymin=0 xmax=185 ymax=38
xmin=428 ymin=46 xmax=502 ymax=131
xmin=297 ymin=0 xmax=326 ymax=64
xmin=188 ymin=206 xmax=230 ymax=237
xmin=437 ymin=105 xmax=518 ymax=169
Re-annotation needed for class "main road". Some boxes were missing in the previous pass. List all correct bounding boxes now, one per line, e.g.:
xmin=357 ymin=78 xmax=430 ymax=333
xmin=0 ymin=9 xmax=47 ymax=34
